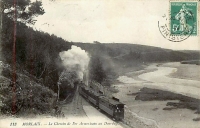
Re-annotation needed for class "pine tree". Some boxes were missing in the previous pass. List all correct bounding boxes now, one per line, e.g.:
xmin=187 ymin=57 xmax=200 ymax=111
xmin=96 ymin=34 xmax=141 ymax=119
xmin=89 ymin=55 xmax=106 ymax=84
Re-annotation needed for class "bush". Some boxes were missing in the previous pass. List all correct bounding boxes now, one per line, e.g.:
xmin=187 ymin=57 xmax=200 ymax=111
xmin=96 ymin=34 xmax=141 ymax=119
xmin=0 ymin=75 xmax=57 ymax=116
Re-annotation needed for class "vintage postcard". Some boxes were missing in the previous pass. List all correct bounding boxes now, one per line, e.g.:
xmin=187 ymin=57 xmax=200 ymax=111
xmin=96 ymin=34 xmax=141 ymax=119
xmin=0 ymin=0 xmax=200 ymax=128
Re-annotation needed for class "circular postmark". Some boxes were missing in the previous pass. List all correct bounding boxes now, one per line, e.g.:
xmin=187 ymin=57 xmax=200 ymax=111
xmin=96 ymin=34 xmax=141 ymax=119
xmin=158 ymin=2 xmax=196 ymax=42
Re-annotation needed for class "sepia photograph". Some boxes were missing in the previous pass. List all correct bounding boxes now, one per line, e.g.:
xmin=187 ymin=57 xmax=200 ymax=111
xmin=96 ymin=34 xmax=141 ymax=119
xmin=0 ymin=0 xmax=199 ymax=127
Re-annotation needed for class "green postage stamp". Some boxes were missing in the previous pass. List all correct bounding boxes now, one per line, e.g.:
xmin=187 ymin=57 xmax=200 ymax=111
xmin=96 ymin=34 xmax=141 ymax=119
xmin=170 ymin=1 xmax=198 ymax=36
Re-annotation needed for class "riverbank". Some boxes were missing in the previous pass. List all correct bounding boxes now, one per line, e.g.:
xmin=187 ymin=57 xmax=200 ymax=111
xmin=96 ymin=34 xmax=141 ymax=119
xmin=113 ymin=62 xmax=200 ymax=128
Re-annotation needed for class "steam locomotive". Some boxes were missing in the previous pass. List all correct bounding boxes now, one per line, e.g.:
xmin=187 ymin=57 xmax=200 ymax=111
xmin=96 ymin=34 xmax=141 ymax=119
xmin=79 ymin=84 xmax=125 ymax=121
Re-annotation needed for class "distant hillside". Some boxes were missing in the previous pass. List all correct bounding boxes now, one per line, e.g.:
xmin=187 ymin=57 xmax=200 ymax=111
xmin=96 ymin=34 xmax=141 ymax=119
xmin=74 ymin=43 xmax=200 ymax=62
xmin=74 ymin=42 xmax=200 ymax=74
xmin=74 ymin=43 xmax=169 ymax=56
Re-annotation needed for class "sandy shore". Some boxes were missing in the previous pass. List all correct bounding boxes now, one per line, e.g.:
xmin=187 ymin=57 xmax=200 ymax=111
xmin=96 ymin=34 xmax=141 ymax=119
xmin=113 ymin=62 xmax=200 ymax=128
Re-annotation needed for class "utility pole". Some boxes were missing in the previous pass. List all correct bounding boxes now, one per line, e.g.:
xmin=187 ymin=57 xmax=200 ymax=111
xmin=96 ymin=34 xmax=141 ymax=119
xmin=0 ymin=0 xmax=3 ymax=63
xmin=57 ymin=71 xmax=65 ymax=102
xmin=12 ymin=0 xmax=17 ymax=114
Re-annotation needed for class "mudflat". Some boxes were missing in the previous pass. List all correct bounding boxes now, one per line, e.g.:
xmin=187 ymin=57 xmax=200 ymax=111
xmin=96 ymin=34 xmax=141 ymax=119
xmin=113 ymin=62 xmax=200 ymax=128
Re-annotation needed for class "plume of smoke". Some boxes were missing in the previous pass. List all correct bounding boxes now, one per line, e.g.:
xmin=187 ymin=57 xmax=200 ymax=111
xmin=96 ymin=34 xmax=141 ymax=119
xmin=59 ymin=45 xmax=90 ymax=80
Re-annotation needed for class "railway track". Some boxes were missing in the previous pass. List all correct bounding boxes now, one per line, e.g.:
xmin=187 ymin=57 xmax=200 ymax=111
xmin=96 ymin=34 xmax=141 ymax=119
xmin=61 ymin=86 xmax=130 ymax=128
xmin=61 ymin=86 xmax=88 ymax=118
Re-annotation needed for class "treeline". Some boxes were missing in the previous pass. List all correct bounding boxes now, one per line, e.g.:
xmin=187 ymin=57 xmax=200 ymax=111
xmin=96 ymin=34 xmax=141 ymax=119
xmin=75 ymin=42 xmax=200 ymax=74
xmin=0 ymin=0 xmax=71 ymax=115
xmin=2 ymin=16 xmax=72 ymax=92
xmin=75 ymin=43 xmax=200 ymax=63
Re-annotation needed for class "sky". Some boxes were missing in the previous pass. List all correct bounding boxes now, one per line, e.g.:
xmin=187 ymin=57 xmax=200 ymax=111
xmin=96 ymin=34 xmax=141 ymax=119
xmin=32 ymin=0 xmax=200 ymax=50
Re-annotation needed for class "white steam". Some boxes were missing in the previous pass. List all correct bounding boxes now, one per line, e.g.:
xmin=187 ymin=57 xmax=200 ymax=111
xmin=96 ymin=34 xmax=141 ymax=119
xmin=59 ymin=45 xmax=90 ymax=80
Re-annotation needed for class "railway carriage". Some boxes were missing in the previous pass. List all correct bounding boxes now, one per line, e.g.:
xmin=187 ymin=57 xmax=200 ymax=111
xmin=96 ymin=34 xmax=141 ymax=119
xmin=99 ymin=96 xmax=124 ymax=121
xmin=79 ymin=85 xmax=100 ymax=106
xmin=87 ymin=91 xmax=100 ymax=106
xmin=79 ymin=84 xmax=125 ymax=121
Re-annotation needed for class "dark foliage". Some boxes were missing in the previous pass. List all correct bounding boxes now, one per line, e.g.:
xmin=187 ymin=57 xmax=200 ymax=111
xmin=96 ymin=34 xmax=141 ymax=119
xmin=58 ymin=71 xmax=80 ymax=101
xmin=88 ymin=53 xmax=117 ymax=87
xmin=89 ymin=55 xmax=106 ymax=84
xmin=0 ymin=0 xmax=72 ymax=115
xmin=0 ymin=70 xmax=57 ymax=115
xmin=1 ymin=16 xmax=72 ymax=92
xmin=1 ymin=0 xmax=45 ymax=24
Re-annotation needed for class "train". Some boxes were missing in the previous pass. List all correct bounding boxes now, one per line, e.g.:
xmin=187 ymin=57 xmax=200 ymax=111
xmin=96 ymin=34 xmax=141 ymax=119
xmin=78 ymin=84 xmax=125 ymax=121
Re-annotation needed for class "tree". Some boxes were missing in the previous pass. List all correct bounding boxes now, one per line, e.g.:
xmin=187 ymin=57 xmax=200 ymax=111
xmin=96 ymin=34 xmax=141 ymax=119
xmin=0 ymin=0 xmax=45 ymax=61
xmin=0 ymin=0 xmax=45 ymax=114
xmin=0 ymin=0 xmax=44 ymax=24
xmin=0 ymin=0 xmax=74 ymax=116
xmin=0 ymin=0 xmax=45 ymax=72
xmin=57 ymin=70 xmax=79 ymax=101
xmin=89 ymin=55 xmax=107 ymax=84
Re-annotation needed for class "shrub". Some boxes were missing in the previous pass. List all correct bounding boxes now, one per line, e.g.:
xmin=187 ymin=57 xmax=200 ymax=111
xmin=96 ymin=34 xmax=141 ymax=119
xmin=0 ymin=75 xmax=57 ymax=116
